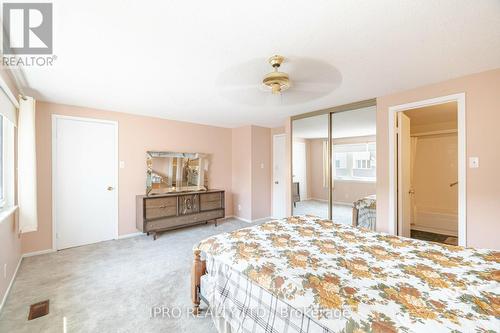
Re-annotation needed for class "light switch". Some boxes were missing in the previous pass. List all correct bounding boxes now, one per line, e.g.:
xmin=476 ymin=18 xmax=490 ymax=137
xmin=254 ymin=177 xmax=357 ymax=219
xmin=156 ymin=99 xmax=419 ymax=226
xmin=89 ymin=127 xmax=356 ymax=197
xmin=119 ymin=161 xmax=125 ymax=169
xmin=260 ymin=163 xmax=264 ymax=169
xmin=469 ymin=157 xmax=479 ymax=168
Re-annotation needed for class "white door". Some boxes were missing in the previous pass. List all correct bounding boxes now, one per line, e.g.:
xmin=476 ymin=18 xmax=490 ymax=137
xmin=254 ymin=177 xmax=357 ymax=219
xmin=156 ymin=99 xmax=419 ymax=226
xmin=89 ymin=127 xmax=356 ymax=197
xmin=292 ymin=141 xmax=307 ymax=201
xmin=272 ymin=135 xmax=286 ymax=218
xmin=53 ymin=116 xmax=118 ymax=250
xmin=397 ymin=113 xmax=412 ymax=238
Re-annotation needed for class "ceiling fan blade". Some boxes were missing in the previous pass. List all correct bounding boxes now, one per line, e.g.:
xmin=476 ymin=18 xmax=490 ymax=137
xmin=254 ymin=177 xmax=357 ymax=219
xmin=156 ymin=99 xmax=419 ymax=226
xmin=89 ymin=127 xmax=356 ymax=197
xmin=290 ymin=82 xmax=338 ymax=93
xmin=219 ymin=84 xmax=264 ymax=91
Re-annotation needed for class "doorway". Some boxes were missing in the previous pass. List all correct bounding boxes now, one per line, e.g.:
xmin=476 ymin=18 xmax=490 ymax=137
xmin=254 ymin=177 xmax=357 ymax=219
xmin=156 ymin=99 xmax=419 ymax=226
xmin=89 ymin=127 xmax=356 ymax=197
xmin=272 ymin=134 xmax=286 ymax=218
xmin=52 ymin=115 xmax=118 ymax=250
xmin=389 ymin=94 xmax=466 ymax=246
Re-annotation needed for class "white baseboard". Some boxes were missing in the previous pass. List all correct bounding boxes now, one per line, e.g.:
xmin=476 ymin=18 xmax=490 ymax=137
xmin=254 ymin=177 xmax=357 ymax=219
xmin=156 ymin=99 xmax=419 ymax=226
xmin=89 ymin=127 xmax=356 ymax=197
xmin=301 ymin=199 xmax=352 ymax=206
xmin=117 ymin=231 xmax=143 ymax=239
xmin=232 ymin=216 xmax=252 ymax=223
xmin=0 ymin=255 xmax=22 ymax=313
xmin=333 ymin=201 xmax=354 ymax=207
xmin=309 ymin=198 xmax=328 ymax=202
xmin=252 ymin=216 xmax=272 ymax=223
xmin=22 ymin=249 xmax=56 ymax=258
xmin=232 ymin=216 xmax=272 ymax=223
xmin=411 ymin=224 xmax=458 ymax=237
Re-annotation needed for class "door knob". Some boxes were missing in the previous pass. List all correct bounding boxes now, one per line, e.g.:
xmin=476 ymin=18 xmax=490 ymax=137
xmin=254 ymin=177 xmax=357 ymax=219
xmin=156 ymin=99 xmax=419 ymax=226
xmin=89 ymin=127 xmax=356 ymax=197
xmin=107 ymin=186 xmax=115 ymax=191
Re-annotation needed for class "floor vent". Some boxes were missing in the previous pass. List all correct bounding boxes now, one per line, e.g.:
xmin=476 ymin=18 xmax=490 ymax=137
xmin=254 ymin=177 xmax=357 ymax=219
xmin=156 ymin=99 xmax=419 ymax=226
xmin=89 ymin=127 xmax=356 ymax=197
xmin=28 ymin=300 xmax=49 ymax=320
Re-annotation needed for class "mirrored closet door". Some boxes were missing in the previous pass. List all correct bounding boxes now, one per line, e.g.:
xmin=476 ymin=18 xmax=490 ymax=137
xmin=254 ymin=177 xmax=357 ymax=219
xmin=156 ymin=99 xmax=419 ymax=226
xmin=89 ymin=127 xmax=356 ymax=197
xmin=291 ymin=100 xmax=377 ymax=229
xmin=291 ymin=114 xmax=329 ymax=219
xmin=330 ymin=106 xmax=377 ymax=228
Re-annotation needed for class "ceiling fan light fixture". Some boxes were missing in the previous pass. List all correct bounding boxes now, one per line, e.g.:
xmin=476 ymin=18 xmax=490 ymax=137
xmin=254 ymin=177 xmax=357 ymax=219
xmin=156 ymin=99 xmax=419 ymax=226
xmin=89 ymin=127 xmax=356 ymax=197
xmin=263 ymin=55 xmax=290 ymax=94
xmin=271 ymin=83 xmax=281 ymax=94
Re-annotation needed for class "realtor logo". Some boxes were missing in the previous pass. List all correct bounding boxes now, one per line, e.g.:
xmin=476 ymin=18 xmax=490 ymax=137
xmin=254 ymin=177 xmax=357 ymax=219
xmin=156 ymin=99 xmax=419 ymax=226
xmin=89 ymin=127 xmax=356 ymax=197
xmin=2 ymin=3 xmax=53 ymax=54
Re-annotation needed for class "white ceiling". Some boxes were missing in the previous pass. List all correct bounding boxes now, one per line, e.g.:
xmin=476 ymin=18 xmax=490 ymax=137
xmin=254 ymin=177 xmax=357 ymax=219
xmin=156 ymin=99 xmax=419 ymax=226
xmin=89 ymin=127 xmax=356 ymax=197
xmin=292 ymin=106 xmax=376 ymax=139
xmin=15 ymin=0 xmax=500 ymax=128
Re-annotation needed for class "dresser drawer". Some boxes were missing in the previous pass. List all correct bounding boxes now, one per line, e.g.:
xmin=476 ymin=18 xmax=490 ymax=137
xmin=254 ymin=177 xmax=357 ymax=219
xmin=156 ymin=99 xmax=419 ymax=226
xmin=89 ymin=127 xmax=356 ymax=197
xmin=200 ymin=192 xmax=222 ymax=211
xmin=145 ymin=197 xmax=177 ymax=219
xmin=145 ymin=209 xmax=224 ymax=232
xmin=179 ymin=194 xmax=199 ymax=215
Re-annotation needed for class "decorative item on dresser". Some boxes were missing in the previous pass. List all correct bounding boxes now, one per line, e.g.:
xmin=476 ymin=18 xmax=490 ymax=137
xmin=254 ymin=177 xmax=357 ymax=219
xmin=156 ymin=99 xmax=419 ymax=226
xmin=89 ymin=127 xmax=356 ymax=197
xmin=136 ymin=189 xmax=225 ymax=240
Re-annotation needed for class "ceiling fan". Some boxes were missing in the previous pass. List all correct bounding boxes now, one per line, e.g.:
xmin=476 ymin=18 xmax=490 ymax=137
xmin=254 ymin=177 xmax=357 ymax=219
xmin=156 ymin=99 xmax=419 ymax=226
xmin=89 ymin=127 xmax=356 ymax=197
xmin=262 ymin=55 xmax=290 ymax=95
xmin=216 ymin=55 xmax=342 ymax=106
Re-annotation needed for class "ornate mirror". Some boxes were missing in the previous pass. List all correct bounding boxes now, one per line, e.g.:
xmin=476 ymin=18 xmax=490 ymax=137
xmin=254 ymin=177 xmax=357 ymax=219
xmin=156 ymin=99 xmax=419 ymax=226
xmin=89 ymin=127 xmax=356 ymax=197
xmin=146 ymin=151 xmax=209 ymax=195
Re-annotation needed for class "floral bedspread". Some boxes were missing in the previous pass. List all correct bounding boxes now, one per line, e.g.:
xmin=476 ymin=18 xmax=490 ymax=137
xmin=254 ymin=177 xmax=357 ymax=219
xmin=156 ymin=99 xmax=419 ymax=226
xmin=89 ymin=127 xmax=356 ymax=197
xmin=196 ymin=216 xmax=500 ymax=332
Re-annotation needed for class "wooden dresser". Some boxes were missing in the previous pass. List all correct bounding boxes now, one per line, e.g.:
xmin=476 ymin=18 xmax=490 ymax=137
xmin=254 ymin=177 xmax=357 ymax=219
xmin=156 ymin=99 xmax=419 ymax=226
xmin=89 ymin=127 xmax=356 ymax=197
xmin=136 ymin=189 xmax=225 ymax=239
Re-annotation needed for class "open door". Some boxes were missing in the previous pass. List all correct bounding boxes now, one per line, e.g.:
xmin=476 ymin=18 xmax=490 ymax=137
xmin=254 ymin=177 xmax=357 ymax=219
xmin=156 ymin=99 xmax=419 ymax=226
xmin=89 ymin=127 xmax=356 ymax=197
xmin=397 ymin=112 xmax=411 ymax=237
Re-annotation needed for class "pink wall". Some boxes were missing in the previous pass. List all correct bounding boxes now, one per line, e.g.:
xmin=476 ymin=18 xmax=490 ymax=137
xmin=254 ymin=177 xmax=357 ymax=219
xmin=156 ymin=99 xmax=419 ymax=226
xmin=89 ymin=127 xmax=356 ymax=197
xmin=307 ymin=139 xmax=327 ymax=201
xmin=377 ymin=68 xmax=500 ymax=249
xmin=231 ymin=126 xmax=252 ymax=220
xmin=333 ymin=181 xmax=376 ymax=204
xmin=0 ymin=213 xmax=21 ymax=308
xmin=231 ymin=125 xmax=272 ymax=221
xmin=251 ymin=126 xmax=271 ymax=220
xmin=22 ymin=101 xmax=234 ymax=253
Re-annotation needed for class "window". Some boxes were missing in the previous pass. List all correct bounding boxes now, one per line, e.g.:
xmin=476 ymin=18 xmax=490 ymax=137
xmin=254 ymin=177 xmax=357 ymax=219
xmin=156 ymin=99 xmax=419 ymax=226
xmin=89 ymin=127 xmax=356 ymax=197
xmin=334 ymin=152 xmax=347 ymax=169
xmin=0 ymin=113 xmax=15 ymax=211
xmin=333 ymin=142 xmax=376 ymax=181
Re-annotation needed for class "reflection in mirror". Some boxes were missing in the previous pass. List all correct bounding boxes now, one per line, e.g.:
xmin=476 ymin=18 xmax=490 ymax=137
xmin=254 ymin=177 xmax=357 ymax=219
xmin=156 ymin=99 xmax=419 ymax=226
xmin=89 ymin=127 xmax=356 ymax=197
xmin=292 ymin=114 xmax=329 ymax=219
xmin=331 ymin=106 xmax=377 ymax=229
xmin=146 ymin=151 xmax=209 ymax=195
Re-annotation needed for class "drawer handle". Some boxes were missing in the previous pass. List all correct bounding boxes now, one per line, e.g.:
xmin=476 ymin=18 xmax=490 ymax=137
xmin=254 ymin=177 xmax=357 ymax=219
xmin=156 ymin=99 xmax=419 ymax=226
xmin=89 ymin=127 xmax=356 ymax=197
xmin=149 ymin=205 xmax=169 ymax=209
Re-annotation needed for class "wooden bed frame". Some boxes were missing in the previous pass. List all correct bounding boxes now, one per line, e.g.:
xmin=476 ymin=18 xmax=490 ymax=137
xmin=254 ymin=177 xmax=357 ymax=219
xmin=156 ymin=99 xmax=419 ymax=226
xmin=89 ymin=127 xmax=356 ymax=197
xmin=191 ymin=249 xmax=206 ymax=315
xmin=352 ymin=206 xmax=359 ymax=227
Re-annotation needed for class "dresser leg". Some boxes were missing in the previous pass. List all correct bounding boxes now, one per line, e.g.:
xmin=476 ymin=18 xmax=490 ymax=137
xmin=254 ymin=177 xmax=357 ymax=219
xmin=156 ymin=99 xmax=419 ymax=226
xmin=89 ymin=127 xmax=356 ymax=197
xmin=146 ymin=232 xmax=150 ymax=236
xmin=214 ymin=219 xmax=218 ymax=227
xmin=153 ymin=232 xmax=157 ymax=240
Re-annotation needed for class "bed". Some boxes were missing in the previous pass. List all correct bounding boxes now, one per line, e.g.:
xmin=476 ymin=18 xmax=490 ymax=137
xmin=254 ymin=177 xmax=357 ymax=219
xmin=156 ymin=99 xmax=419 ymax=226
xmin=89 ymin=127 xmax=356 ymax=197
xmin=192 ymin=215 xmax=499 ymax=332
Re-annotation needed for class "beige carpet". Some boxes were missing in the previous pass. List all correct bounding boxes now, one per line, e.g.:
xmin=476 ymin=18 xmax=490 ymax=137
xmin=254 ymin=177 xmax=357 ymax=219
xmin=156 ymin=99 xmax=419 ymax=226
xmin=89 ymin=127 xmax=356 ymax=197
xmin=0 ymin=218 xmax=264 ymax=333
xmin=293 ymin=200 xmax=353 ymax=225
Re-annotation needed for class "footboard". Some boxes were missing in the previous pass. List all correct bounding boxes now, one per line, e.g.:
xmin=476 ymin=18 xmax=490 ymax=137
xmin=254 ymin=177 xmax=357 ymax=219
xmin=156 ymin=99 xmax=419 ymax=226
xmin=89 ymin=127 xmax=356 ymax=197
xmin=191 ymin=249 xmax=206 ymax=315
